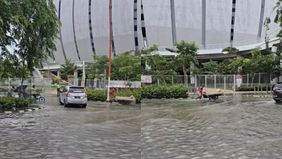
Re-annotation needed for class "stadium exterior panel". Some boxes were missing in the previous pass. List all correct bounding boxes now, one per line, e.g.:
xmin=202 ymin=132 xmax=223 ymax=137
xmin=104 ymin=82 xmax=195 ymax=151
xmin=52 ymin=0 xmax=279 ymax=64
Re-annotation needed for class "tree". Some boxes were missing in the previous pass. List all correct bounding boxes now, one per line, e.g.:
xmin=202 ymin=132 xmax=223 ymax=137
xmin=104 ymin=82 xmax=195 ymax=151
xmin=140 ymin=45 xmax=177 ymax=83
xmin=86 ymin=55 xmax=108 ymax=79
xmin=202 ymin=60 xmax=220 ymax=74
xmin=0 ymin=58 xmax=18 ymax=78
xmin=112 ymin=52 xmax=141 ymax=81
xmin=0 ymin=0 xmax=59 ymax=83
xmin=174 ymin=40 xmax=198 ymax=84
xmin=60 ymin=59 xmax=77 ymax=81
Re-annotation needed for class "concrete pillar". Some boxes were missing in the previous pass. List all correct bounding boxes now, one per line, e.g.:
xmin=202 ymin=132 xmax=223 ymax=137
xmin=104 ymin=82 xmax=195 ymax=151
xmin=57 ymin=70 xmax=61 ymax=78
xmin=81 ymin=61 xmax=85 ymax=87
xmin=205 ymin=75 xmax=207 ymax=88
xmin=202 ymin=0 xmax=206 ymax=48
xmin=74 ymin=70 xmax=78 ymax=86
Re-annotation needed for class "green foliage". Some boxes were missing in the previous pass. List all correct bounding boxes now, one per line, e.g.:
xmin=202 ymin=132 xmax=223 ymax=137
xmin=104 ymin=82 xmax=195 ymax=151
xmin=87 ymin=89 xmax=107 ymax=102
xmin=0 ymin=58 xmax=18 ymax=78
xmin=141 ymin=45 xmax=176 ymax=76
xmin=175 ymin=41 xmax=198 ymax=75
xmin=222 ymin=47 xmax=239 ymax=53
xmin=86 ymin=55 xmax=108 ymax=79
xmin=217 ymin=48 xmax=281 ymax=75
xmin=112 ymin=52 xmax=141 ymax=81
xmin=141 ymin=84 xmax=188 ymax=99
xmin=274 ymin=1 xmax=282 ymax=38
xmin=60 ymin=59 xmax=77 ymax=80
xmin=236 ymin=84 xmax=272 ymax=91
xmin=0 ymin=0 xmax=59 ymax=81
xmin=202 ymin=60 xmax=220 ymax=74
xmin=0 ymin=97 xmax=32 ymax=111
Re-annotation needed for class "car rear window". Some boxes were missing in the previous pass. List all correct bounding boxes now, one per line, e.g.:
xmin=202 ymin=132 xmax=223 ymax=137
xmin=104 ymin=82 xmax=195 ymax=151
xmin=274 ymin=84 xmax=282 ymax=88
xmin=69 ymin=87 xmax=85 ymax=93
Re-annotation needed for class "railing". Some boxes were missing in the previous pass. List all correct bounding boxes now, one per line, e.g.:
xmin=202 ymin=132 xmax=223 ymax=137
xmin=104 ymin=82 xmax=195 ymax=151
xmin=147 ymin=73 xmax=275 ymax=91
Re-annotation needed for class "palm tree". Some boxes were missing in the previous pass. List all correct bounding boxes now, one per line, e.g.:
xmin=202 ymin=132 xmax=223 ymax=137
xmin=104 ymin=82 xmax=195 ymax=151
xmin=59 ymin=59 xmax=77 ymax=81
xmin=175 ymin=40 xmax=198 ymax=84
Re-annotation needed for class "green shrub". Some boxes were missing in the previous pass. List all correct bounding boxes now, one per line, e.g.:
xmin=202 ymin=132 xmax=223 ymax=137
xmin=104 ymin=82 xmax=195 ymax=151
xmin=236 ymin=84 xmax=272 ymax=91
xmin=87 ymin=89 xmax=107 ymax=102
xmin=0 ymin=97 xmax=32 ymax=111
xmin=141 ymin=84 xmax=188 ymax=99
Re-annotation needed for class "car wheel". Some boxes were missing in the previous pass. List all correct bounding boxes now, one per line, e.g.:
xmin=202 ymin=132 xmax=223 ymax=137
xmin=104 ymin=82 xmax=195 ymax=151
xmin=59 ymin=97 xmax=64 ymax=105
xmin=82 ymin=104 xmax=87 ymax=108
xmin=38 ymin=97 xmax=45 ymax=104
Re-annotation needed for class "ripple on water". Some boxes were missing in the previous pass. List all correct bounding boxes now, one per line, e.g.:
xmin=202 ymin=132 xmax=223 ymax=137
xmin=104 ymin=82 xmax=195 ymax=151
xmin=142 ymin=97 xmax=282 ymax=159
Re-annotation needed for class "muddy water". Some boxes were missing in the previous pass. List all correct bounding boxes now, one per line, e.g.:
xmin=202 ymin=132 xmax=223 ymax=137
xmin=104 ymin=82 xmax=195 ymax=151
xmin=0 ymin=95 xmax=282 ymax=159
xmin=0 ymin=96 xmax=141 ymax=159
xmin=142 ymin=96 xmax=282 ymax=159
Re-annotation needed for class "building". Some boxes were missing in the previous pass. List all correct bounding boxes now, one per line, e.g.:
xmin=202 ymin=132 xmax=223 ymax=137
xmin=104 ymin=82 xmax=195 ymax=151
xmin=51 ymin=0 xmax=279 ymax=64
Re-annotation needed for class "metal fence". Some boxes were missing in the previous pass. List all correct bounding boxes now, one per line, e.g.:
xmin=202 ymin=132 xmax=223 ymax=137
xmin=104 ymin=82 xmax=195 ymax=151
xmin=0 ymin=78 xmax=53 ymax=96
xmin=149 ymin=73 xmax=275 ymax=91
xmin=0 ymin=73 xmax=276 ymax=96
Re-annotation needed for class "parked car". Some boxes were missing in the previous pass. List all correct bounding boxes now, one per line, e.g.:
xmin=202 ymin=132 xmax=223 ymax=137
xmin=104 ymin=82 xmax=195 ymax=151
xmin=58 ymin=86 xmax=87 ymax=107
xmin=272 ymin=83 xmax=282 ymax=103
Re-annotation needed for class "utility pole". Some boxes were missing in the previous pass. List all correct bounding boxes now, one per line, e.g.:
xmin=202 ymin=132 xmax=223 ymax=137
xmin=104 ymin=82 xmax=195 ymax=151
xmin=170 ymin=0 xmax=177 ymax=46
xmin=106 ymin=0 xmax=113 ymax=101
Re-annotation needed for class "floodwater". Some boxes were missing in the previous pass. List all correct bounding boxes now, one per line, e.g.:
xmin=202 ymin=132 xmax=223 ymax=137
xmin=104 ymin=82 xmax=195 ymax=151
xmin=0 ymin=96 xmax=141 ymax=159
xmin=1 ymin=95 xmax=282 ymax=159
xmin=142 ymin=96 xmax=282 ymax=159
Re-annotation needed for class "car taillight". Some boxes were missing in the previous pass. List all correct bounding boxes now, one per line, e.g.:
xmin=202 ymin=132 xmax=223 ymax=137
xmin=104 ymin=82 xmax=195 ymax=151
xmin=273 ymin=87 xmax=278 ymax=93
xmin=66 ymin=92 xmax=70 ymax=97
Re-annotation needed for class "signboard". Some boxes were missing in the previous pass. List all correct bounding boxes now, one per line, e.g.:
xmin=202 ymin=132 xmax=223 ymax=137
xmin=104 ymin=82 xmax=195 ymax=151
xmin=236 ymin=74 xmax=242 ymax=87
xmin=141 ymin=75 xmax=152 ymax=84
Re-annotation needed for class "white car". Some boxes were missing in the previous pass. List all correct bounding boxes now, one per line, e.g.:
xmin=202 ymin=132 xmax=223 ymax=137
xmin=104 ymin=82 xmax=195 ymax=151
xmin=59 ymin=86 xmax=87 ymax=107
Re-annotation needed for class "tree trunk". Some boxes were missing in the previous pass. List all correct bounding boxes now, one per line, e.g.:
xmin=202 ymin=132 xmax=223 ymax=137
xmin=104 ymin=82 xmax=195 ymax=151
xmin=183 ymin=65 xmax=188 ymax=84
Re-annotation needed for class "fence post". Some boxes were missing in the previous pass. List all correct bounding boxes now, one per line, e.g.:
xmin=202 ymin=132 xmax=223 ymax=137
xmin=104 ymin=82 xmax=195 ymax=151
xmin=157 ymin=79 xmax=160 ymax=86
xmin=259 ymin=73 xmax=261 ymax=85
xmin=247 ymin=74 xmax=249 ymax=87
xmin=194 ymin=75 xmax=197 ymax=89
xmin=233 ymin=74 xmax=236 ymax=92
xmin=205 ymin=75 xmax=207 ymax=88
xmin=171 ymin=75 xmax=174 ymax=84
xmin=214 ymin=75 xmax=217 ymax=89
xmin=224 ymin=76 xmax=226 ymax=90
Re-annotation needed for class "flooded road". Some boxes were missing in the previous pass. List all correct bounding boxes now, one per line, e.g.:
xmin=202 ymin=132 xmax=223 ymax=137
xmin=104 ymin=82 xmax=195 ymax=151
xmin=0 ymin=95 xmax=282 ymax=158
xmin=142 ymin=96 xmax=282 ymax=159
xmin=0 ymin=96 xmax=141 ymax=159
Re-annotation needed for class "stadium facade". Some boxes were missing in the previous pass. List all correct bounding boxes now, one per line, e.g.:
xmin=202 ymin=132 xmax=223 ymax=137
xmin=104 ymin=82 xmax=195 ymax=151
xmin=52 ymin=0 xmax=279 ymax=64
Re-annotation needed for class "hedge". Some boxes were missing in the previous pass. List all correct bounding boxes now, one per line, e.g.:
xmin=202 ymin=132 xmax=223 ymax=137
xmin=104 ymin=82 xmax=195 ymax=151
xmin=0 ymin=97 xmax=33 ymax=111
xmin=141 ymin=84 xmax=188 ymax=99
xmin=236 ymin=84 xmax=272 ymax=91
xmin=87 ymin=84 xmax=188 ymax=103
xmin=87 ymin=89 xmax=107 ymax=102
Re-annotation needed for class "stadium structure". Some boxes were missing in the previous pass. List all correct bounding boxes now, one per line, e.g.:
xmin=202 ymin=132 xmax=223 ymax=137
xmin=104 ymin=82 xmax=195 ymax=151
xmin=46 ymin=0 xmax=279 ymax=66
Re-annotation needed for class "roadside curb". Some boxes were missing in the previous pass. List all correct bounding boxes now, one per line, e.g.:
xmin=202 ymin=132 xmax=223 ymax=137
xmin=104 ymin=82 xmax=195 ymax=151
xmin=3 ymin=106 xmax=44 ymax=114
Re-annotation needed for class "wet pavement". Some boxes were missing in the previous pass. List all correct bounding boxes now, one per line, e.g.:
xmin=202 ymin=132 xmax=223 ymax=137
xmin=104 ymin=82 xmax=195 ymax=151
xmin=1 ymin=95 xmax=282 ymax=158
xmin=0 ymin=96 xmax=141 ymax=159
xmin=142 ymin=96 xmax=282 ymax=159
